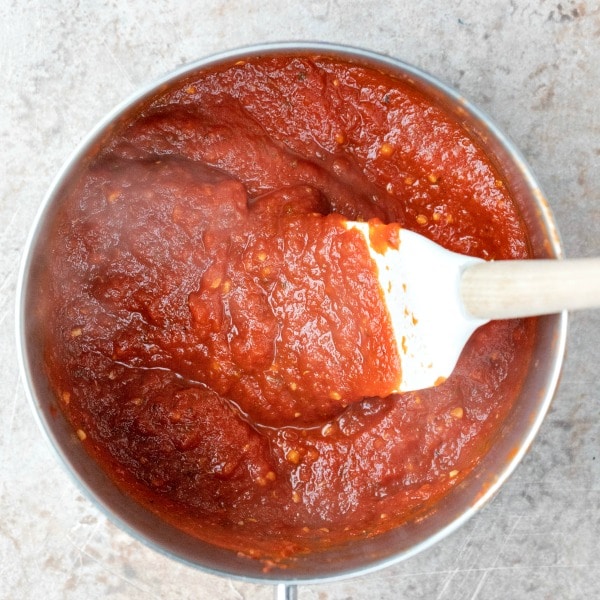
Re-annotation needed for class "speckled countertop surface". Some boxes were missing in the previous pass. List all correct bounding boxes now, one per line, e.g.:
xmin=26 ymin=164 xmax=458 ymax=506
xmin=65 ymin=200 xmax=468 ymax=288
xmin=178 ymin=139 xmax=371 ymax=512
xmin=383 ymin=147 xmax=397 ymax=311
xmin=2 ymin=2 xmax=599 ymax=599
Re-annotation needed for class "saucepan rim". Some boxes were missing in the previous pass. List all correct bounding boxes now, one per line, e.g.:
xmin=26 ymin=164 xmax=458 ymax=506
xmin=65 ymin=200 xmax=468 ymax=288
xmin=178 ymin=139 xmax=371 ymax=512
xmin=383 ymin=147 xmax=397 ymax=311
xmin=16 ymin=41 xmax=567 ymax=586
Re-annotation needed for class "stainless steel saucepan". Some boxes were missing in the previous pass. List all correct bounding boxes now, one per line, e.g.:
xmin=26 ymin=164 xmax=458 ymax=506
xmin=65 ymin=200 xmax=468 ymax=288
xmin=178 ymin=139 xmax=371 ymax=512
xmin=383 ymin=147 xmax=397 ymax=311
xmin=16 ymin=42 xmax=566 ymax=598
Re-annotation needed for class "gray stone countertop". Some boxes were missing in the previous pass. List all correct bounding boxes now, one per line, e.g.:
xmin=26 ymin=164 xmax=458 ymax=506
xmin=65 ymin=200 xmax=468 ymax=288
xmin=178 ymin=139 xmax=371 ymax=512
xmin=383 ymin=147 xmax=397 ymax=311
xmin=1 ymin=2 xmax=599 ymax=599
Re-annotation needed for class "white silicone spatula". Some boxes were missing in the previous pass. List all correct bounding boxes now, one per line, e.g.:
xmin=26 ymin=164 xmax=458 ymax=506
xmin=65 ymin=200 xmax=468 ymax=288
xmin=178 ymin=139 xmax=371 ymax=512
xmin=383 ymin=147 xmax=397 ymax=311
xmin=346 ymin=220 xmax=600 ymax=393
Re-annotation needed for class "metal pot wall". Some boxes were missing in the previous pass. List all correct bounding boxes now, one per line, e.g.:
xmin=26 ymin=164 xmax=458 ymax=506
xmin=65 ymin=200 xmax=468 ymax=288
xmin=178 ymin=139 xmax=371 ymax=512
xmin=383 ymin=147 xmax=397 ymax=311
xmin=16 ymin=43 xmax=566 ymax=597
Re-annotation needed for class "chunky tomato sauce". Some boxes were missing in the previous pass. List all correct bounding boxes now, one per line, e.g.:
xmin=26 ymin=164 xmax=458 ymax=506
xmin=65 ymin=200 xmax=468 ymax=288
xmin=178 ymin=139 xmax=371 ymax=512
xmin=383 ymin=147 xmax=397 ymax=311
xmin=41 ymin=53 xmax=535 ymax=563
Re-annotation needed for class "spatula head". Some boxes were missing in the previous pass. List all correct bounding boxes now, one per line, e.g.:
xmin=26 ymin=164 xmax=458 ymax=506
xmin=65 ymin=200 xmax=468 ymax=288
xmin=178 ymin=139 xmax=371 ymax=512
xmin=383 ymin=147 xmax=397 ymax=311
xmin=346 ymin=221 xmax=487 ymax=393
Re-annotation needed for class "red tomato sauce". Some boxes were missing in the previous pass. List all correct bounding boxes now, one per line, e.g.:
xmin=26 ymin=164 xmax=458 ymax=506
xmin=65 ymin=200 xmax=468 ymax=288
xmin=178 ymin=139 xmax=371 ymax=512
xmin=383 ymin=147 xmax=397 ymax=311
xmin=40 ymin=53 xmax=535 ymax=563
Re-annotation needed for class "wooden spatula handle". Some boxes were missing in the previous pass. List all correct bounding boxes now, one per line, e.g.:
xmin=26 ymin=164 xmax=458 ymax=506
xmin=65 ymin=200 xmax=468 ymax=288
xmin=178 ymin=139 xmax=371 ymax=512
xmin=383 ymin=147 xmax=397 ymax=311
xmin=461 ymin=257 xmax=600 ymax=319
